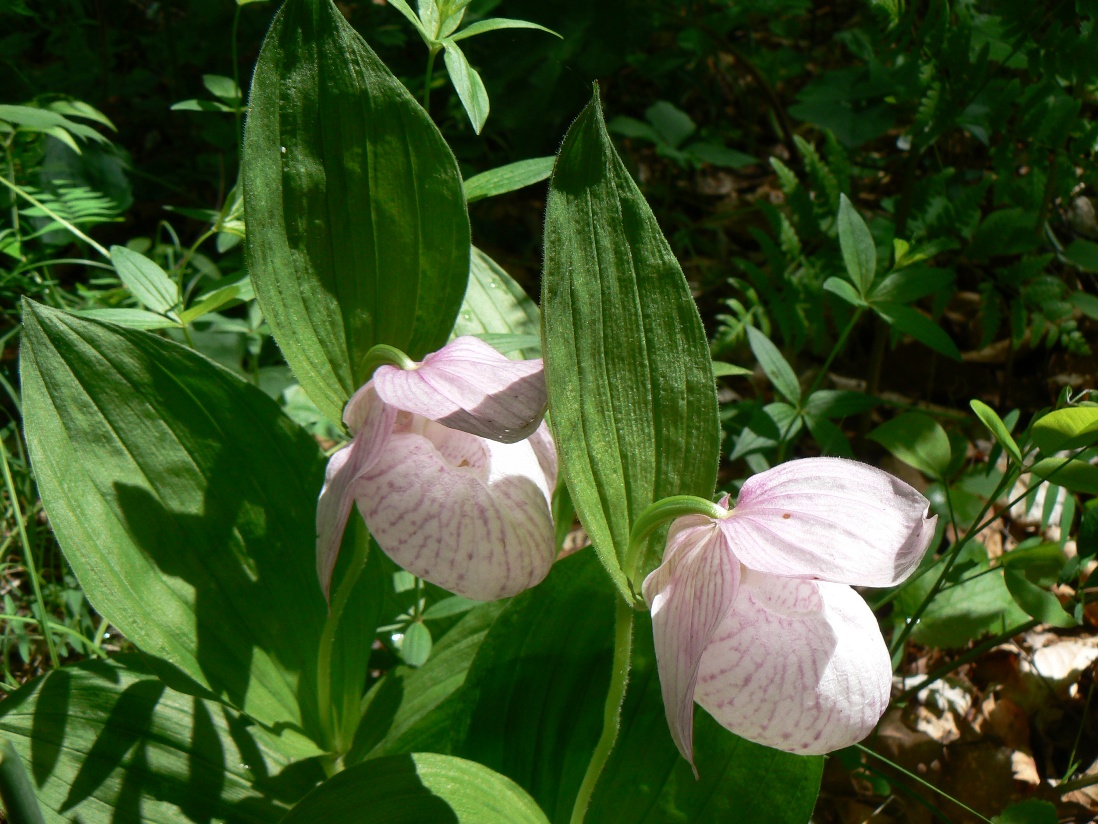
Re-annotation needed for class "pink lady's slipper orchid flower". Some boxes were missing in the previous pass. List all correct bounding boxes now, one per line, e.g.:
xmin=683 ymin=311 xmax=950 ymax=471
xmin=316 ymin=336 xmax=557 ymax=602
xmin=643 ymin=457 xmax=936 ymax=769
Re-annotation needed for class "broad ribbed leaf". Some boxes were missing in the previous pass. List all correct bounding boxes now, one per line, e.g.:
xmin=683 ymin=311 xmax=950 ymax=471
xmin=542 ymin=88 xmax=719 ymax=594
xmin=346 ymin=602 xmax=505 ymax=764
xmin=281 ymin=753 xmax=548 ymax=824
xmin=0 ymin=657 xmax=321 ymax=823
xmin=453 ymin=248 xmax=540 ymax=357
xmin=586 ymin=613 xmax=824 ymax=823
xmin=19 ymin=301 xmax=374 ymax=743
xmin=454 ymin=551 xmax=615 ymax=822
xmin=243 ymin=0 xmax=470 ymax=425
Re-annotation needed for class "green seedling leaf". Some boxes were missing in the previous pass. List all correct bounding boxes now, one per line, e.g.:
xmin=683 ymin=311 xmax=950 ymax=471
xmin=869 ymin=412 xmax=951 ymax=479
xmin=421 ymin=596 xmax=481 ymax=621
xmin=712 ymin=361 xmax=753 ymax=378
xmin=687 ymin=142 xmax=757 ymax=169
xmin=746 ymin=325 xmax=801 ymax=405
xmin=449 ymin=17 xmax=560 ymax=42
xmin=202 ymin=74 xmax=242 ymax=102
xmin=1065 ymin=239 xmax=1098 ymax=273
xmin=586 ymin=611 xmax=823 ymax=822
xmin=1003 ymin=568 xmax=1076 ymax=627
xmin=1031 ymin=406 xmax=1098 ymax=454
xmin=452 ymin=248 xmax=540 ymax=358
xmin=74 ymin=308 xmax=180 ymax=330
xmin=896 ymin=543 xmax=1029 ymax=649
xmin=873 ymin=302 xmax=962 ymax=361
xmin=804 ymin=414 xmax=854 ymax=457
xmin=970 ymin=400 xmax=1023 ymax=465
xmin=244 ymin=0 xmax=470 ymax=424
xmin=20 ymin=302 xmax=377 ymax=743
xmin=281 ymin=753 xmax=549 ymax=824
xmin=837 ymin=193 xmax=876 ymax=296
xmin=386 ymin=0 xmax=430 ymax=38
xmin=1071 ymin=292 xmax=1098 ymax=321
xmin=1000 ymin=541 xmax=1065 ymax=582
xmin=464 ymin=157 xmax=555 ymax=202
xmin=729 ymin=402 xmax=801 ymax=460
xmin=644 ymin=101 xmax=695 ymax=148
xmin=822 ymin=276 xmax=867 ymax=307
xmin=109 ymin=245 xmax=178 ymax=316
xmin=401 ymin=622 xmax=433 ymax=668
xmin=442 ymin=39 xmax=490 ymax=134
xmin=1030 ymin=457 xmax=1098 ymax=495
xmin=542 ymin=87 xmax=719 ymax=593
xmin=179 ymin=276 xmax=254 ymax=325
xmin=0 ymin=657 xmax=320 ymax=822
xmin=869 ymin=267 xmax=954 ymax=304
xmin=417 ymin=0 xmax=441 ymax=39
xmin=803 ymin=389 xmax=878 ymax=419
xmin=607 ymin=116 xmax=660 ymax=143
xmin=171 ymin=99 xmax=236 ymax=113
xmin=993 ymin=799 xmax=1059 ymax=824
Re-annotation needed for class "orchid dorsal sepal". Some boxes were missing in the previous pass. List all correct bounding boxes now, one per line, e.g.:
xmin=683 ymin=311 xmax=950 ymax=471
xmin=626 ymin=495 xmax=730 ymax=589
xmin=359 ymin=343 xmax=417 ymax=381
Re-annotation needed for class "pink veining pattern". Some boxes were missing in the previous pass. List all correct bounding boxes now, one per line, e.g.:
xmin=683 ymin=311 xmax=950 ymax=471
xmin=694 ymin=571 xmax=891 ymax=754
xmin=643 ymin=516 xmax=740 ymax=775
xmin=373 ymin=336 xmax=546 ymax=442
xmin=642 ymin=457 xmax=936 ymax=769
xmin=316 ymin=338 xmax=556 ymax=602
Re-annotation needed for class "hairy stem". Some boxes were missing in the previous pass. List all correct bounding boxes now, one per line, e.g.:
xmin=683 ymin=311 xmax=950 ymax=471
xmin=569 ymin=598 xmax=633 ymax=824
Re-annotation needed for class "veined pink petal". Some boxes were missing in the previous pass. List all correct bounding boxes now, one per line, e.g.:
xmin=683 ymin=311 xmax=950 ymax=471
xmin=720 ymin=457 xmax=935 ymax=587
xmin=693 ymin=570 xmax=891 ymax=754
xmin=316 ymin=386 xmax=395 ymax=599
xmin=642 ymin=516 xmax=740 ymax=772
xmin=527 ymin=421 xmax=558 ymax=494
xmin=373 ymin=336 xmax=546 ymax=443
xmin=357 ymin=422 xmax=555 ymax=600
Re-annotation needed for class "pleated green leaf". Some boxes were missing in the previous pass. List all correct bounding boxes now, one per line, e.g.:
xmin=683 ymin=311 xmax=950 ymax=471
xmin=346 ymin=602 xmax=506 ymax=764
xmin=19 ymin=301 xmax=374 ymax=743
xmin=586 ymin=613 xmax=824 ymax=823
xmin=0 ymin=657 xmax=321 ymax=823
xmin=542 ymin=88 xmax=719 ymax=595
xmin=243 ymin=0 xmax=470 ymax=425
xmin=281 ymin=753 xmax=549 ymax=824
xmin=454 ymin=551 xmax=615 ymax=822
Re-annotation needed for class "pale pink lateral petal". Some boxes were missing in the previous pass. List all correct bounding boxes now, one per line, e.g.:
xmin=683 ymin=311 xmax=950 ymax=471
xmin=357 ymin=425 xmax=555 ymax=600
xmin=527 ymin=421 xmax=558 ymax=493
xmin=693 ymin=570 xmax=891 ymax=755
xmin=316 ymin=386 xmax=396 ymax=600
xmin=373 ymin=336 xmax=546 ymax=443
xmin=721 ymin=457 xmax=936 ymax=587
xmin=642 ymin=516 xmax=740 ymax=772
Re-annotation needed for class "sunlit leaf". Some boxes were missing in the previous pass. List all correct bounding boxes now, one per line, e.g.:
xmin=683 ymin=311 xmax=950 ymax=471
xmin=243 ymin=0 xmax=469 ymax=424
xmin=869 ymin=412 xmax=951 ymax=479
xmin=542 ymin=88 xmax=719 ymax=592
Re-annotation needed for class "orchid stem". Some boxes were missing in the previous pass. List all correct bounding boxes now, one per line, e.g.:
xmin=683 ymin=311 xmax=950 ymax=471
xmin=316 ymin=526 xmax=371 ymax=755
xmin=359 ymin=344 xmax=416 ymax=383
xmin=624 ymin=496 xmax=727 ymax=597
xmin=569 ymin=598 xmax=633 ymax=824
